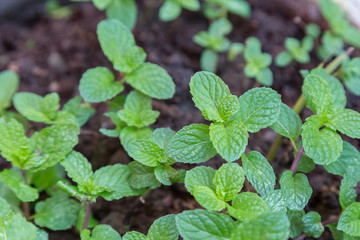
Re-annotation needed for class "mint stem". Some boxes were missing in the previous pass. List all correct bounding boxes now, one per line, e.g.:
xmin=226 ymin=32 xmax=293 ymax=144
xmin=290 ymin=146 xmax=304 ymax=173
xmin=83 ymin=201 xmax=91 ymax=229
xmin=321 ymin=217 xmax=339 ymax=225
xmin=21 ymin=169 xmax=30 ymax=220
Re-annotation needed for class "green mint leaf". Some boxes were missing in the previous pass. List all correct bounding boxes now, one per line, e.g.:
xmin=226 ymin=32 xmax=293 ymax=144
xmin=166 ymin=124 xmax=217 ymax=164
xmin=302 ymin=74 xmax=333 ymax=114
xmin=94 ymin=164 xmax=141 ymax=200
xmin=242 ymin=151 xmax=276 ymax=196
xmin=120 ymin=126 xmax=152 ymax=152
xmin=262 ymin=189 xmax=287 ymax=213
xmin=234 ymin=87 xmax=281 ymax=133
xmin=179 ymin=0 xmax=200 ymax=11
xmin=200 ymin=49 xmax=219 ymax=73
xmin=339 ymin=167 xmax=360 ymax=210
xmin=148 ymin=214 xmax=179 ymax=240
xmin=150 ymin=128 xmax=175 ymax=149
xmin=287 ymin=210 xmax=305 ymax=239
xmin=0 ymin=118 xmax=32 ymax=169
xmin=176 ymin=209 xmax=236 ymax=240
xmin=60 ymin=151 xmax=93 ymax=190
xmin=34 ymin=195 xmax=79 ymax=230
xmin=279 ymin=170 xmax=313 ymax=211
xmin=209 ymin=121 xmax=248 ymax=162
xmin=189 ymin=71 xmax=238 ymax=123
xmin=270 ymin=103 xmax=302 ymax=139
xmin=159 ymin=0 xmax=181 ymax=21
xmin=0 ymin=70 xmax=19 ymax=112
xmin=63 ymin=96 xmax=95 ymax=126
xmin=213 ymin=163 xmax=245 ymax=201
xmin=256 ymin=68 xmax=273 ymax=87
xmin=1 ymin=169 xmax=38 ymax=202
xmin=310 ymin=68 xmax=346 ymax=111
xmin=106 ymin=0 xmax=137 ymax=29
xmin=114 ymin=46 xmax=146 ymax=73
xmin=302 ymin=211 xmax=324 ymax=238
xmin=29 ymin=164 xmax=64 ymax=191
xmin=128 ymin=140 xmax=166 ymax=167
xmin=338 ymin=202 xmax=360 ymax=237
xmin=122 ymin=231 xmax=147 ymax=240
xmin=56 ymin=181 xmax=88 ymax=202
xmin=97 ymin=19 xmax=135 ymax=63
xmin=79 ymin=67 xmax=124 ymax=103
xmin=324 ymin=141 xmax=360 ymax=176
xmin=306 ymin=23 xmax=321 ymax=38
xmin=128 ymin=161 xmax=160 ymax=189
xmin=118 ymin=91 xmax=159 ymax=128
xmin=92 ymin=0 xmax=111 ymax=10
xmin=296 ymin=154 xmax=316 ymax=174
xmin=0 ymin=197 xmax=12 ymax=220
xmin=29 ymin=124 xmax=79 ymax=171
xmin=230 ymin=212 xmax=290 ymax=240
xmin=208 ymin=18 xmax=232 ymax=36
xmin=184 ymin=166 xmax=216 ymax=195
xmin=154 ymin=165 xmax=178 ymax=186
xmin=326 ymin=109 xmax=360 ymax=139
xmin=125 ymin=63 xmax=175 ymax=100
xmin=302 ymin=115 xmax=343 ymax=165
xmin=193 ymin=186 xmax=226 ymax=211
xmin=225 ymin=0 xmax=251 ymax=18
xmin=275 ymin=51 xmax=292 ymax=67
xmin=88 ymin=224 xmax=122 ymax=240
xmin=227 ymin=192 xmax=269 ymax=221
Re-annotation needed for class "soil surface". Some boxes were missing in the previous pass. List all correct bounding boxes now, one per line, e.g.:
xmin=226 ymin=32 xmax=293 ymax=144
xmin=0 ymin=0 xmax=359 ymax=239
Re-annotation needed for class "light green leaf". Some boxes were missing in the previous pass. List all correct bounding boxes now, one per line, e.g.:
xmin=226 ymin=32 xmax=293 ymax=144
xmin=324 ymin=141 xmax=360 ymax=176
xmin=338 ymin=202 xmax=360 ymax=237
xmin=61 ymin=151 xmax=93 ymax=188
xmin=279 ymin=170 xmax=313 ymax=211
xmin=0 ymin=118 xmax=32 ymax=169
xmin=184 ymin=166 xmax=216 ymax=195
xmin=225 ymin=0 xmax=251 ymax=18
xmin=256 ymin=68 xmax=273 ymax=87
xmin=125 ymin=63 xmax=175 ymax=100
xmin=339 ymin=167 xmax=360 ymax=210
xmin=176 ymin=209 xmax=236 ymax=240
xmin=148 ymin=214 xmax=179 ymax=240
xmin=275 ymin=51 xmax=292 ymax=67
xmin=213 ymin=163 xmax=245 ymax=201
xmin=200 ymin=49 xmax=219 ymax=73
xmin=270 ymin=103 xmax=302 ymax=139
xmin=150 ymin=128 xmax=175 ymax=149
xmin=234 ymin=87 xmax=281 ymax=133
xmin=90 ymin=224 xmax=122 ymax=239
xmin=29 ymin=164 xmax=64 ymax=191
xmin=166 ymin=124 xmax=217 ymax=164
xmin=106 ymin=0 xmax=137 ymax=29
xmin=327 ymin=109 xmax=360 ymax=139
xmin=92 ymin=0 xmax=111 ymax=10
xmin=159 ymin=0 xmax=181 ymax=21
xmin=128 ymin=140 xmax=165 ymax=167
xmin=242 ymin=151 xmax=276 ymax=196
xmin=118 ymin=91 xmax=159 ymax=128
xmin=302 ymin=74 xmax=333 ymax=114
xmin=0 ymin=70 xmax=19 ymax=112
xmin=1 ymin=169 xmax=38 ymax=202
xmin=296 ymin=154 xmax=315 ymax=174
xmin=63 ymin=96 xmax=95 ymax=126
xmin=193 ymin=186 xmax=226 ymax=211
xmin=0 ymin=197 xmax=12 ymax=220
xmin=128 ymin=161 xmax=160 ymax=189
xmin=262 ymin=189 xmax=287 ymax=213
xmin=120 ymin=127 xmax=152 ymax=152
xmin=302 ymin=115 xmax=343 ymax=165
xmin=114 ymin=46 xmax=146 ymax=73
xmin=287 ymin=210 xmax=305 ymax=238
xmin=189 ymin=71 xmax=237 ymax=123
xmin=227 ymin=192 xmax=269 ymax=222
xmin=97 ymin=19 xmax=135 ymax=63
xmin=79 ymin=67 xmax=124 ymax=103
xmin=179 ymin=0 xmax=200 ymax=11
xmin=154 ymin=165 xmax=177 ymax=186
xmin=123 ymin=231 xmax=147 ymax=240
xmin=209 ymin=121 xmax=248 ymax=162
xmin=34 ymin=195 xmax=79 ymax=230
xmin=230 ymin=212 xmax=290 ymax=240
xmin=302 ymin=211 xmax=324 ymax=238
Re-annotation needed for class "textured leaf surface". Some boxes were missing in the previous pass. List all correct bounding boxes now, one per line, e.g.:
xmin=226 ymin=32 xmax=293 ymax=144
xmin=242 ymin=151 xmax=275 ymax=196
xmin=287 ymin=210 xmax=305 ymax=238
xmin=125 ymin=63 xmax=175 ymax=99
xmin=166 ymin=124 xmax=216 ymax=164
xmin=123 ymin=231 xmax=147 ymax=240
xmin=302 ymin=211 xmax=324 ymax=238
xmin=327 ymin=109 xmax=360 ymax=139
xmin=213 ymin=163 xmax=245 ymax=201
xmin=91 ymin=224 xmax=122 ymax=239
xmin=128 ymin=161 xmax=159 ymax=189
xmin=184 ymin=166 xmax=216 ymax=195
xmin=193 ymin=186 xmax=226 ymax=211
xmin=270 ymin=103 xmax=302 ymax=139
xmin=227 ymin=192 xmax=269 ymax=221
xmin=338 ymin=202 xmax=360 ymax=237
xmin=302 ymin=115 xmax=343 ymax=165
xmin=262 ymin=189 xmax=287 ymax=213
xmin=339 ymin=167 xmax=360 ymax=210
xmin=0 ymin=70 xmax=19 ymax=111
xmin=280 ymin=170 xmax=313 ymax=211
xmin=209 ymin=121 xmax=248 ymax=162
xmin=120 ymin=127 xmax=152 ymax=152
xmin=176 ymin=209 xmax=236 ymax=240
xmin=128 ymin=140 xmax=165 ymax=167
xmin=234 ymin=87 xmax=281 ymax=133
xmin=34 ymin=196 xmax=79 ymax=230
xmin=61 ymin=151 xmax=93 ymax=188
xmin=79 ymin=67 xmax=124 ymax=103
xmin=150 ymin=128 xmax=175 ymax=149
xmin=148 ymin=214 xmax=179 ymax=240
xmin=230 ymin=212 xmax=290 ymax=240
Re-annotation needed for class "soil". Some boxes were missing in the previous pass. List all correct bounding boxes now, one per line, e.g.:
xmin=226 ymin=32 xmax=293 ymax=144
xmin=0 ymin=0 xmax=359 ymax=239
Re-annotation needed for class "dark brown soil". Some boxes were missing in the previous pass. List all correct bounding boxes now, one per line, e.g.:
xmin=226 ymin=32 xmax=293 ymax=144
xmin=0 ymin=0 xmax=359 ymax=239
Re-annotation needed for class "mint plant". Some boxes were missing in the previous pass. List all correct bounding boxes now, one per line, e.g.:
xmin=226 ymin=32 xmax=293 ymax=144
xmin=203 ymin=0 xmax=250 ymax=19
xmin=159 ymin=0 xmax=200 ymax=21
xmin=337 ymin=57 xmax=360 ymax=96
xmin=317 ymin=31 xmax=344 ymax=60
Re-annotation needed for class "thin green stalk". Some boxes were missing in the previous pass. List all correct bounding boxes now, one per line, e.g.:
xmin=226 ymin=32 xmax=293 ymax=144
xmin=290 ymin=146 xmax=304 ymax=173
xmin=83 ymin=201 xmax=91 ymax=229
xmin=21 ymin=170 xmax=30 ymax=220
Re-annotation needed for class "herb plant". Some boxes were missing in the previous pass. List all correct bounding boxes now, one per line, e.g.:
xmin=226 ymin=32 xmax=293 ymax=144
xmin=203 ymin=0 xmax=250 ymax=20
xmin=159 ymin=0 xmax=200 ymax=22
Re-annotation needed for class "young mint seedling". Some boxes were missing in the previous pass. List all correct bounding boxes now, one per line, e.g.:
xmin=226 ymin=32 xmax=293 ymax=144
xmin=159 ymin=0 xmax=200 ymax=21
xmin=338 ymin=57 xmax=360 ymax=96
xmin=203 ymin=0 xmax=251 ymax=19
